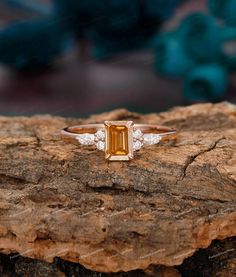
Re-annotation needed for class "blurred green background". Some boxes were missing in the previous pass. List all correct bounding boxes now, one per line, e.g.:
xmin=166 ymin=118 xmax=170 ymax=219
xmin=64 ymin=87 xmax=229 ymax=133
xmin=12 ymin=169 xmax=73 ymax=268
xmin=0 ymin=0 xmax=235 ymax=117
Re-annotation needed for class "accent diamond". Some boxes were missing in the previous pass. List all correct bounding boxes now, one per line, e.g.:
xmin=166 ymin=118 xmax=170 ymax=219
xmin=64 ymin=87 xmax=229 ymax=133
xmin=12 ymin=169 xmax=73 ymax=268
xmin=96 ymin=141 xmax=105 ymax=151
xmin=143 ymin=134 xmax=161 ymax=145
xmin=133 ymin=140 xmax=142 ymax=151
xmin=95 ymin=130 xmax=105 ymax=141
xmin=133 ymin=129 xmax=143 ymax=140
xmin=76 ymin=133 xmax=95 ymax=145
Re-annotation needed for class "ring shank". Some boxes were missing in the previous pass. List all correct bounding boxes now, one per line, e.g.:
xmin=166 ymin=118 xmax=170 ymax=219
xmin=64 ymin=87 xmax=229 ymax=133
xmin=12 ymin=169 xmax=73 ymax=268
xmin=61 ymin=124 xmax=177 ymax=141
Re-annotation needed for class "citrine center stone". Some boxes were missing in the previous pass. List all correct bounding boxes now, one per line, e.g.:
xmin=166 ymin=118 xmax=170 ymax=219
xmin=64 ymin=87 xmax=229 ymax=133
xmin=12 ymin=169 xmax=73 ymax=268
xmin=105 ymin=121 xmax=134 ymax=161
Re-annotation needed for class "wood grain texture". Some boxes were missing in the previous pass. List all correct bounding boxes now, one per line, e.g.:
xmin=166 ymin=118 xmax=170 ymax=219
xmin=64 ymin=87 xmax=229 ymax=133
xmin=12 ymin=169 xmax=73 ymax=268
xmin=0 ymin=102 xmax=235 ymax=272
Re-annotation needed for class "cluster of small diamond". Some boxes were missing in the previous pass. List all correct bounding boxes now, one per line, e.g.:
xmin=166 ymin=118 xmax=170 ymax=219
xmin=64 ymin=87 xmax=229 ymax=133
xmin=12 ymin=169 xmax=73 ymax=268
xmin=133 ymin=129 xmax=161 ymax=151
xmin=95 ymin=130 xmax=105 ymax=151
xmin=133 ymin=129 xmax=143 ymax=151
xmin=76 ymin=129 xmax=105 ymax=151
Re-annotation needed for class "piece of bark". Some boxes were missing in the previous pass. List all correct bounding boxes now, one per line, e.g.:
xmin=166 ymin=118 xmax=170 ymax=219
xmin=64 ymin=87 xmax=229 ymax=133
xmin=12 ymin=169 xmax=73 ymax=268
xmin=0 ymin=102 xmax=235 ymax=273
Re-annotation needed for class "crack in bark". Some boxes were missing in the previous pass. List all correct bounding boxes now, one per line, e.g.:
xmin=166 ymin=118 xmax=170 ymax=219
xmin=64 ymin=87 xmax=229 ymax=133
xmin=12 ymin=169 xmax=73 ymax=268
xmin=180 ymin=137 xmax=225 ymax=181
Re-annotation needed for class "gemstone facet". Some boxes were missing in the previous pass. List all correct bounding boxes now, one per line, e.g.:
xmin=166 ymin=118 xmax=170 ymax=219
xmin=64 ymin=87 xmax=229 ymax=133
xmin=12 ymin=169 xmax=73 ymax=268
xmin=105 ymin=121 xmax=134 ymax=161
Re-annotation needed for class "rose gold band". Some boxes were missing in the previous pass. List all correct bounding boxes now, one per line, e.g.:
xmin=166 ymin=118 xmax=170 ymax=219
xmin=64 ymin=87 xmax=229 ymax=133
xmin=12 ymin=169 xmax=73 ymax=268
xmin=61 ymin=124 xmax=177 ymax=141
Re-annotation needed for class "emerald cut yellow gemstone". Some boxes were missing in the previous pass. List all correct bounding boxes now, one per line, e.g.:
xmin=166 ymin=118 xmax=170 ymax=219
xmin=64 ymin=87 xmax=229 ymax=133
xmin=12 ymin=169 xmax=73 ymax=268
xmin=104 ymin=121 xmax=134 ymax=161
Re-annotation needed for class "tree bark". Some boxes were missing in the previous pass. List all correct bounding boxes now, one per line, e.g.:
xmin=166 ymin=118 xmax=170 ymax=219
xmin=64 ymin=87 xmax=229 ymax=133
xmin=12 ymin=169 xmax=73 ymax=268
xmin=0 ymin=102 xmax=235 ymax=273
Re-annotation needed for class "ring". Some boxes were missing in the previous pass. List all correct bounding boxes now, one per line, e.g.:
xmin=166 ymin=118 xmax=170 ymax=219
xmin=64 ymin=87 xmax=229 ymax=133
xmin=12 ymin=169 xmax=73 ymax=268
xmin=61 ymin=121 xmax=177 ymax=161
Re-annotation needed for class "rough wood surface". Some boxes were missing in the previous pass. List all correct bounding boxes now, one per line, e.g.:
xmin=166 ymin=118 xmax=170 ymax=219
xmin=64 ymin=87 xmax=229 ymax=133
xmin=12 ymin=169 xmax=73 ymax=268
xmin=0 ymin=102 xmax=235 ymax=273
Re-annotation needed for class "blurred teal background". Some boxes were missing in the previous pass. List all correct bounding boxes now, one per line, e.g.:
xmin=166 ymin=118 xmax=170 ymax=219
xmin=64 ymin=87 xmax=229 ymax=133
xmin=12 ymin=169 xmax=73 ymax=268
xmin=0 ymin=0 xmax=235 ymax=116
